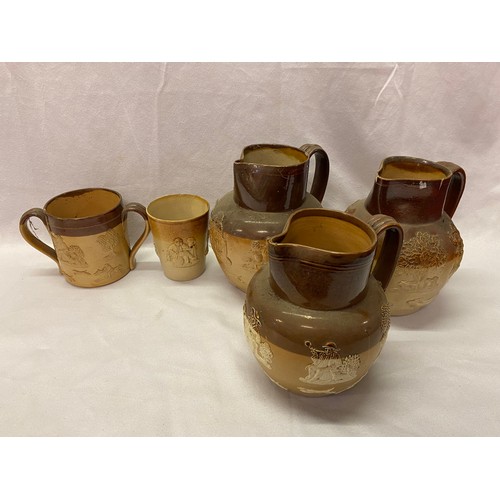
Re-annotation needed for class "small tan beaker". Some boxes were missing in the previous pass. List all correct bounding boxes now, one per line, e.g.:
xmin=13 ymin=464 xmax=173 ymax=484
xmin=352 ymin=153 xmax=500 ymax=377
xmin=147 ymin=194 xmax=210 ymax=281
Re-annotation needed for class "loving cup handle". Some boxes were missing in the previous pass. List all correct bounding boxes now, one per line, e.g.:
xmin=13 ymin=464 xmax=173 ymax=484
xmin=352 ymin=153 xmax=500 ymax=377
xmin=19 ymin=208 xmax=59 ymax=266
xmin=300 ymin=144 xmax=330 ymax=203
xmin=366 ymin=214 xmax=403 ymax=291
xmin=122 ymin=202 xmax=151 ymax=270
xmin=437 ymin=161 xmax=466 ymax=218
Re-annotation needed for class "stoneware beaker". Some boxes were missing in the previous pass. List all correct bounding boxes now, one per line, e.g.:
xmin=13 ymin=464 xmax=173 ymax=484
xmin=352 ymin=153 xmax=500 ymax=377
xmin=147 ymin=194 xmax=210 ymax=281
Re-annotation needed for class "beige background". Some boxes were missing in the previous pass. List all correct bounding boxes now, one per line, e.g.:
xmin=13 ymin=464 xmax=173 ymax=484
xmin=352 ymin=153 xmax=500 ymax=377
xmin=1 ymin=62 xmax=499 ymax=436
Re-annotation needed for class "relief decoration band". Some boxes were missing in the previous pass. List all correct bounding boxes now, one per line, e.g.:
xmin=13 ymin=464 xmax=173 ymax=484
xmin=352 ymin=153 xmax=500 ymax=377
xmin=243 ymin=304 xmax=273 ymax=369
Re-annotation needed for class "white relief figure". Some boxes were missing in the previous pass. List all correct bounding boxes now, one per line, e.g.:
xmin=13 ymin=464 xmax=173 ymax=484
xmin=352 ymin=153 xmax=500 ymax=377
xmin=167 ymin=237 xmax=198 ymax=267
xmin=299 ymin=341 xmax=360 ymax=386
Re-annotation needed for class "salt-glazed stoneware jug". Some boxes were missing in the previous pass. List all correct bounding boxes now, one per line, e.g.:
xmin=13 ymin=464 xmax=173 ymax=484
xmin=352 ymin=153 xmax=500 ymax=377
xmin=244 ymin=208 xmax=403 ymax=397
xmin=209 ymin=143 xmax=330 ymax=292
xmin=346 ymin=156 xmax=466 ymax=316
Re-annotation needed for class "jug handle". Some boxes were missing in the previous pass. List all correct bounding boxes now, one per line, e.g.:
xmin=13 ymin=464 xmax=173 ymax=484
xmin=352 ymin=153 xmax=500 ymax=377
xmin=436 ymin=161 xmax=466 ymax=218
xmin=122 ymin=202 xmax=151 ymax=270
xmin=367 ymin=214 xmax=403 ymax=291
xmin=300 ymin=144 xmax=330 ymax=202
xmin=19 ymin=208 xmax=59 ymax=266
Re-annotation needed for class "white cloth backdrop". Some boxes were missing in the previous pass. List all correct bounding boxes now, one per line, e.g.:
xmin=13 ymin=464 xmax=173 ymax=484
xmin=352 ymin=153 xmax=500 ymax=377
xmin=1 ymin=62 xmax=499 ymax=436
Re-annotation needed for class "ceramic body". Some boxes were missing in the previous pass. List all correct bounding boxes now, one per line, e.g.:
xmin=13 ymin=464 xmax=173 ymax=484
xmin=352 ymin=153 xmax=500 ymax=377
xmin=346 ymin=156 xmax=466 ymax=316
xmin=244 ymin=209 xmax=402 ymax=397
xmin=210 ymin=144 xmax=330 ymax=291
xmin=147 ymin=194 xmax=210 ymax=281
xmin=19 ymin=188 xmax=150 ymax=287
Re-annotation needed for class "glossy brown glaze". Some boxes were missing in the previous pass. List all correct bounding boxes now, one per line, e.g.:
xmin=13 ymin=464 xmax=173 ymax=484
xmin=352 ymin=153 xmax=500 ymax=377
xmin=43 ymin=188 xmax=124 ymax=236
xmin=234 ymin=145 xmax=311 ymax=212
xmin=346 ymin=156 xmax=466 ymax=315
xmin=364 ymin=157 xmax=465 ymax=224
xmin=269 ymin=213 xmax=374 ymax=310
xmin=210 ymin=143 xmax=330 ymax=291
xmin=268 ymin=210 xmax=402 ymax=310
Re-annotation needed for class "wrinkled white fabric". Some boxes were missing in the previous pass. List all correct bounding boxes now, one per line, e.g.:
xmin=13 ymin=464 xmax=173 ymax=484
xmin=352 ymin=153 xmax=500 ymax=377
xmin=1 ymin=62 xmax=499 ymax=436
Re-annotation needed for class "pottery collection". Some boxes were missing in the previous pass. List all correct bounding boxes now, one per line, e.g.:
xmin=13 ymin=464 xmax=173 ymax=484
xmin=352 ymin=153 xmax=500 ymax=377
xmin=19 ymin=146 xmax=466 ymax=397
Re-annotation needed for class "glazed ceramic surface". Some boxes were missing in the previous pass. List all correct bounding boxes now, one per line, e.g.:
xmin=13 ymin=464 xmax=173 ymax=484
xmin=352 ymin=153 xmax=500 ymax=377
xmin=19 ymin=188 xmax=150 ymax=287
xmin=210 ymin=144 xmax=330 ymax=291
xmin=244 ymin=209 xmax=402 ymax=397
xmin=346 ymin=156 xmax=466 ymax=316
xmin=147 ymin=194 xmax=210 ymax=281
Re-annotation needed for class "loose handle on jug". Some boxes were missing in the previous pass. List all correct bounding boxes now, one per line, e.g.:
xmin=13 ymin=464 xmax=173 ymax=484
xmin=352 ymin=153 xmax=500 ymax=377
xmin=367 ymin=214 xmax=403 ymax=290
xmin=437 ymin=161 xmax=466 ymax=218
xmin=19 ymin=208 xmax=59 ymax=266
xmin=300 ymin=144 xmax=330 ymax=202
xmin=122 ymin=202 xmax=151 ymax=270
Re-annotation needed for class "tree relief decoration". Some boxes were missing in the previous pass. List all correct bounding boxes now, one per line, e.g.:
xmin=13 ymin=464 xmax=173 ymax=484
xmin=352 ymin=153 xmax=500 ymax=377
xmin=242 ymin=239 xmax=268 ymax=272
xmin=398 ymin=231 xmax=446 ymax=269
xmin=243 ymin=304 xmax=273 ymax=369
xmin=380 ymin=303 xmax=391 ymax=341
xmin=52 ymin=235 xmax=88 ymax=269
xmin=209 ymin=215 xmax=232 ymax=265
xmin=97 ymin=227 xmax=122 ymax=257
xmin=448 ymin=227 xmax=464 ymax=274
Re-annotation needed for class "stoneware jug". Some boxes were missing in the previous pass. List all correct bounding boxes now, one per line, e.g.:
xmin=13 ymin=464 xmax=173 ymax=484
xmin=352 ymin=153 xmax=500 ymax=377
xmin=346 ymin=156 xmax=466 ymax=316
xmin=19 ymin=188 xmax=150 ymax=287
xmin=209 ymin=143 xmax=330 ymax=292
xmin=244 ymin=208 xmax=403 ymax=397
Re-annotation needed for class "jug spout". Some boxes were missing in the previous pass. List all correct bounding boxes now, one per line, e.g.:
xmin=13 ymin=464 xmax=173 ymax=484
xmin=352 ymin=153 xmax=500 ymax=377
xmin=268 ymin=210 xmax=379 ymax=310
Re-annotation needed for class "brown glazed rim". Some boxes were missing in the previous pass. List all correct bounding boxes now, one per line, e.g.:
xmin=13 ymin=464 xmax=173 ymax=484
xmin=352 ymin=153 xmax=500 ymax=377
xmin=238 ymin=144 xmax=308 ymax=167
xmin=146 ymin=194 xmax=210 ymax=224
xmin=44 ymin=187 xmax=123 ymax=233
xmin=378 ymin=155 xmax=452 ymax=181
xmin=268 ymin=208 xmax=378 ymax=261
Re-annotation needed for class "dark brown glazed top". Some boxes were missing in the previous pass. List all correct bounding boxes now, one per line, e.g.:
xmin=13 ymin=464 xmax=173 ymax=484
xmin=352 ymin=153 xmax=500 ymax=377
xmin=44 ymin=188 xmax=124 ymax=236
xmin=233 ymin=145 xmax=310 ymax=212
xmin=364 ymin=156 xmax=463 ymax=224
xmin=246 ymin=270 xmax=387 ymax=356
xmin=268 ymin=209 xmax=378 ymax=310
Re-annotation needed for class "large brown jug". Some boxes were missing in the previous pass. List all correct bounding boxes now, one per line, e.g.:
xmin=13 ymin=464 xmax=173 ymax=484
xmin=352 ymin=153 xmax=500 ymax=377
xmin=209 ymin=143 xmax=330 ymax=292
xmin=346 ymin=156 xmax=466 ymax=316
xmin=244 ymin=209 xmax=402 ymax=397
